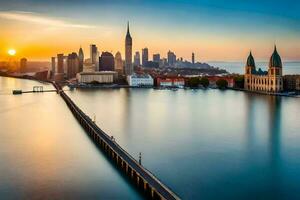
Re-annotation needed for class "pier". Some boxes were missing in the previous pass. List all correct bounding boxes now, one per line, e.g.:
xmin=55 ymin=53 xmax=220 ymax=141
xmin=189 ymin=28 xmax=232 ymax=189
xmin=53 ymin=82 xmax=180 ymax=200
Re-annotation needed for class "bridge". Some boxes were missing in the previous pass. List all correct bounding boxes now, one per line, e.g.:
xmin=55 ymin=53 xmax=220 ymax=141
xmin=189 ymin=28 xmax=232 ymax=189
xmin=53 ymin=82 xmax=180 ymax=200
xmin=13 ymin=86 xmax=57 ymax=95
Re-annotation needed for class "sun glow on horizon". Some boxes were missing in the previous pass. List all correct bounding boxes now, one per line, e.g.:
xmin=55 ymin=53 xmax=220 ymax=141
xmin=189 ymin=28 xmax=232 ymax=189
xmin=8 ymin=49 xmax=16 ymax=56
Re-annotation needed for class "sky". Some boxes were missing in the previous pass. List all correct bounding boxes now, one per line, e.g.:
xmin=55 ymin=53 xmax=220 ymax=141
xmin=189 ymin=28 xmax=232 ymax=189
xmin=0 ymin=0 xmax=300 ymax=62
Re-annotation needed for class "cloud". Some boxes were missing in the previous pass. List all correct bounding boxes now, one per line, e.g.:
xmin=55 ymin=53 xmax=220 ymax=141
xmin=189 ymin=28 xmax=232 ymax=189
xmin=0 ymin=10 xmax=96 ymax=29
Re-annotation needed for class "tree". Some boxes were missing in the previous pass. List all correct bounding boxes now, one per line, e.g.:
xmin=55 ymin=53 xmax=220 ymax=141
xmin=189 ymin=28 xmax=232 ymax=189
xmin=216 ymin=79 xmax=228 ymax=89
xmin=234 ymin=75 xmax=244 ymax=89
xmin=188 ymin=77 xmax=200 ymax=88
xmin=200 ymin=77 xmax=209 ymax=88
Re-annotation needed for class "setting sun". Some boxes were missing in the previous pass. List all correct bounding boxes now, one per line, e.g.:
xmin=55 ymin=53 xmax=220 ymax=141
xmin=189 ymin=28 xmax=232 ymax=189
xmin=8 ymin=49 xmax=16 ymax=56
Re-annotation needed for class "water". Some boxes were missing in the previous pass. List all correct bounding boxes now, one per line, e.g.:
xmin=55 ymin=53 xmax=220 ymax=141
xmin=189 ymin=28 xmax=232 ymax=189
xmin=0 ymin=77 xmax=141 ymax=199
xmin=208 ymin=61 xmax=300 ymax=75
xmin=66 ymin=88 xmax=300 ymax=199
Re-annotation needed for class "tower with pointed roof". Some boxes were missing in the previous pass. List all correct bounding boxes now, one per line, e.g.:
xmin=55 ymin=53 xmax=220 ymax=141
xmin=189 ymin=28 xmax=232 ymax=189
xmin=125 ymin=22 xmax=133 ymax=76
xmin=244 ymin=46 xmax=283 ymax=93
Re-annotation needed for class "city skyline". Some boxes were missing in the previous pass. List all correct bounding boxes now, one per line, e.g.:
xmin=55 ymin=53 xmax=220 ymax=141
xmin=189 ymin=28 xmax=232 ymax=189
xmin=0 ymin=0 xmax=300 ymax=61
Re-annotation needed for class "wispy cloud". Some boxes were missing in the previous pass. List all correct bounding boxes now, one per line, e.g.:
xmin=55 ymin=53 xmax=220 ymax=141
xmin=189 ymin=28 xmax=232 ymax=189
xmin=0 ymin=11 xmax=96 ymax=29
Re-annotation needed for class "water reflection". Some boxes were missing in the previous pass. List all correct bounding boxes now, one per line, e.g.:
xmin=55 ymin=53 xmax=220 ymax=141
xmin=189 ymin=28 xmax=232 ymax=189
xmin=268 ymin=96 xmax=282 ymax=163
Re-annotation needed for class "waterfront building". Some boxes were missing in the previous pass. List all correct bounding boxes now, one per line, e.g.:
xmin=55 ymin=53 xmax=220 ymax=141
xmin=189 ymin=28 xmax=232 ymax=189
xmin=244 ymin=46 xmax=283 ymax=93
xmin=134 ymin=51 xmax=141 ymax=66
xmin=283 ymin=75 xmax=300 ymax=91
xmin=142 ymin=48 xmax=149 ymax=67
xmin=167 ymin=51 xmax=176 ymax=66
xmin=20 ymin=58 xmax=27 ymax=73
xmin=125 ymin=22 xmax=133 ymax=75
xmin=153 ymin=54 xmax=160 ymax=63
xmin=57 ymin=54 xmax=64 ymax=74
xmin=99 ymin=52 xmax=115 ymax=71
xmin=67 ymin=53 xmax=79 ymax=79
xmin=156 ymin=77 xmax=185 ymax=87
xmin=115 ymin=51 xmax=123 ymax=75
xmin=76 ymin=71 xmax=117 ymax=83
xmin=78 ymin=47 xmax=84 ymax=73
xmin=127 ymin=73 xmax=154 ymax=87
xmin=90 ymin=44 xmax=98 ymax=65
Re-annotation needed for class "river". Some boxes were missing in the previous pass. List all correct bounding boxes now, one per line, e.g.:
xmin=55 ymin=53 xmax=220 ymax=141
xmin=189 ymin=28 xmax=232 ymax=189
xmin=66 ymin=87 xmax=300 ymax=199
xmin=1 ymin=76 xmax=300 ymax=199
xmin=0 ymin=77 xmax=141 ymax=199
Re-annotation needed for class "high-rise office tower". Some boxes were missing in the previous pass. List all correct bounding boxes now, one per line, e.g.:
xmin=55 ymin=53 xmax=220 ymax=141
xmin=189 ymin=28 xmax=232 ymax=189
xmin=153 ymin=54 xmax=160 ymax=63
xmin=167 ymin=50 xmax=176 ymax=66
xmin=99 ymin=52 xmax=115 ymax=71
xmin=78 ymin=47 xmax=84 ymax=72
xmin=51 ymin=57 xmax=56 ymax=77
xmin=134 ymin=51 xmax=140 ymax=66
xmin=57 ymin=54 xmax=64 ymax=73
xmin=142 ymin=48 xmax=148 ymax=67
xmin=67 ymin=52 xmax=79 ymax=79
xmin=192 ymin=52 xmax=195 ymax=65
xmin=20 ymin=58 xmax=27 ymax=73
xmin=90 ymin=44 xmax=98 ymax=64
xmin=115 ymin=51 xmax=123 ymax=74
xmin=125 ymin=22 xmax=133 ymax=75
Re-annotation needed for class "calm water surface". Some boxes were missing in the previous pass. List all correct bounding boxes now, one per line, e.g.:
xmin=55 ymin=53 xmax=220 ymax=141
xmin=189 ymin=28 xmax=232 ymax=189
xmin=66 ymin=87 xmax=300 ymax=199
xmin=0 ymin=77 xmax=141 ymax=199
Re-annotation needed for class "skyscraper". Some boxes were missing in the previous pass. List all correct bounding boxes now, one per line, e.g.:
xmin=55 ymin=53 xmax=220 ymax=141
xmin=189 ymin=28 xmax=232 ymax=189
xmin=99 ymin=52 xmax=115 ymax=71
xmin=142 ymin=48 xmax=148 ymax=67
xmin=78 ymin=47 xmax=84 ymax=72
xmin=51 ymin=57 xmax=56 ymax=77
xmin=115 ymin=51 xmax=123 ymax=74
xmin=167 ymin=50 xmax=176 ymax=66
xmin=20 ymin=58 xmax=27 ymax=73
xmin=134 ymin=51 xmax=140 ymax=66
xmin=153 ymin=54 xmax=160 ymax=63
xmin=125 ymin=22 xmax=133 ymax=75
xmin=192 ymin=52 xmax=195 ymax=65
xmin=67 ymin=52 xmax=79 ymax=79
xmin=57 ymin=54 xmax=64 ymax=73
xmin=90 ymin=44 xmax=98 ymax=64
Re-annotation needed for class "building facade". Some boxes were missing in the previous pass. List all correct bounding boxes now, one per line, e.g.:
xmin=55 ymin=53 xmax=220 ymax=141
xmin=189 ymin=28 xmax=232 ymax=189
xmin=244 ymin=46 xmax=283 ymax=93
xmin=127 ymin=73 xmax=154 ymax=87
xmin=283 ymin=75 xmax=300 ymax=91
xmin=142 ymin=48 xmax=149 ymax=67
xmin=78 ymin=47 xmax=84 ymax=73
xmin=90 ymin=44 xmax=98 ymax=64
xmin=125 ymin=22 xmax=133 ymax=75
xmin=134 ymin=51 xmax=140 ymax=66
xmin=115 ymin=51 xmax=123 ymax=74
xmin=57 ymin=54 xmax=64 ymax=74
xmin=99 ymin=52 xmax=115 ymax=71
xmin=167 ymin=51 xmax=176 ymax=66
xmin=77 ymin=71 xmax=117 ymax=84
xmin=67 ymin=52 xmax=79 ymax=79
xmin=20 ymin=58 xmax=27 ymax=73
xmin=153 ymin=54 xmax=160 ymax=63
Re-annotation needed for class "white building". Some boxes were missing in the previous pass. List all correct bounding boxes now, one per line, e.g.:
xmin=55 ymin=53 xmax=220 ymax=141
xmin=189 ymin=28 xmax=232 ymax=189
xmin=77 ymin=71 xmax=117 ymax=84
xmin=127 ymin=73 xmax=154 ymax=87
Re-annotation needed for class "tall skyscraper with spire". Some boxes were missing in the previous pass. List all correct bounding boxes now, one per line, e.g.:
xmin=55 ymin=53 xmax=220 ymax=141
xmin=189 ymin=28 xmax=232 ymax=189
xmin=125 ymin=22 xmax=133 ymax=75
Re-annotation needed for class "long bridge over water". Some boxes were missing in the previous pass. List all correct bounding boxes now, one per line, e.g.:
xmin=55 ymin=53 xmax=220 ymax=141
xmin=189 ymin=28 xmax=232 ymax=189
xmin=52 ymin=82 xmax=180 ymax=200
